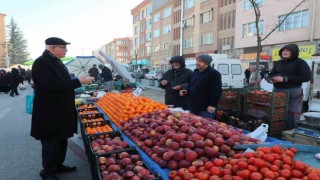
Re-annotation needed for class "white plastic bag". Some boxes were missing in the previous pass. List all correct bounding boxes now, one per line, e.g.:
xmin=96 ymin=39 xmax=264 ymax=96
xmin=247 ymin=123 xmax=269 ymax=143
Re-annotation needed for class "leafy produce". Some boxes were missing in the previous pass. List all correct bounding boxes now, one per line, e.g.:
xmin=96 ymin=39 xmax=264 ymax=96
xmin=169 ymin=145 xmax=320 ymax=179
xmin=120 ymin=109 xmax=261 ymax=169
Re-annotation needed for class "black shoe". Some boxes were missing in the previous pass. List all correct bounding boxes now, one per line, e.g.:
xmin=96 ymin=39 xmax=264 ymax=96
xmin=15 ymin=93 xmax=19 ymax=96
xmin=57 ymin=165 xmax=77 ymax=173
xmin=10 ymin=94 xmax=14 ymax=97
xmin=42 ymin=175 xmax=59 ymax=180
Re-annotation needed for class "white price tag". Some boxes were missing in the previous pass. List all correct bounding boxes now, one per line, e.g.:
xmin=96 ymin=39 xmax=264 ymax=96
xmin=133 ymin=87 xmax=143 ymax=96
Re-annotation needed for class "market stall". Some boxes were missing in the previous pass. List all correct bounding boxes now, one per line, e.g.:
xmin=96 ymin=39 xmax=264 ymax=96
xmin=76 ymin=92 xmax=320 ymax=180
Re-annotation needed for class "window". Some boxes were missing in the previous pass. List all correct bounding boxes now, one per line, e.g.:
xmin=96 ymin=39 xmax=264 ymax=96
xmin=147 ymin=46 xmax=151 ymax=55
xmin=146 ymin=6 xmax=152 ymax=17
xmin=141 ymin=35 xmax=144 ymax=44
xmin=141 ymin=23 xmax=145 ymax=32
xmin=184 ymin=38 xmax=193 ymax=48
xmin=153 ymin=29 xmax=160 ymax=37
xmin=244 ymin=0 xmax=265 ymax=10
xmin=153 ymin=13 xmax=160 ymax=22
xmin=201 ymin=0 xmax=208 ymax=3
xmin=163 ymin=24 xmax=171 ymax=34
xmin=134 ymin=37 xmax=139 ymax=46
xmin=163 ymin=42 xmax=170 ymax=50
xmin=146 ymin=19 xmax=151 ymax=30
xmin=231 ymin=64 xmax=242 ymax=75
xmin=141 ymin=10 xmax=145 ymax=19
xmin=217 ymin=64 xmax=229 ymax=75
xmin=146 ymin=32 xmax=151 ymax=42
xmin=135 ymin=15 xmax=139 ymax=23
xmin=184 ymin=17 xmax=194 ymax=28
xmin=153 ymin=44 xmax=160 ymax=52
xmin=200 ymin=33 xmax=213 ymax=45
xmin=163 ymin=7 xmax=172 ymax=18
xmin=134 ymin=26 xmax=139 ymax=35
xmin=242 ymin=20 xmax=264 ymax=37
xmin=185 ymin=0 xmax=195 ymax=10
xmin=200 ymin=10 xmax=213 ymax=24
xmin=278 ymin=10 xmax=309 ymax=31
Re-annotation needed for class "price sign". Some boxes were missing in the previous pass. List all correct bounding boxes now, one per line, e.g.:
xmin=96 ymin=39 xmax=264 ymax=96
xmin=133 ymin=87 xmax=143 ymax=96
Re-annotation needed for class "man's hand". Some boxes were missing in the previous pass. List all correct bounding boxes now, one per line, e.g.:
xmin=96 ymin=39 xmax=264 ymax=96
xmin=179 ymin=90 xmax=187 ymax=96
xmin=161 ymin=80 xmax=168 ymax=86
xmin=270 ymin=76 xmax=283 ymax=84
xmin=78 ymin=75 xmax=94 ymax=84
xmin=207 ymin=106 xmax=216 ymax=113
xmin=172 ymin=85 xmax=181 ymax=90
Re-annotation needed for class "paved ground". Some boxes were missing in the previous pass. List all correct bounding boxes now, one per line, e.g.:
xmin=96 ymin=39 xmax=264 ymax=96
xmin=0 ymin=81 xmax=164 ymax=180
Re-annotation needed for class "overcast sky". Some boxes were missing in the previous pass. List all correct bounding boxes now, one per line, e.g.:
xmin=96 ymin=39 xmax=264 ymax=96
xmin=0 ymin=0 xmax=142 ymax=59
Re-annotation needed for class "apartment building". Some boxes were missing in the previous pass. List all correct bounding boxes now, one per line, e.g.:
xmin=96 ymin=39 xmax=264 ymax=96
xmin=102 ymin=37 xmax=132 ymax=64
xmin=131 ymin=0 xmax=152 ymax=70
xmin=0 ymin=13 xmax=6 ymax=68
xmin=235 ymin=0 xmax=320 ymax=65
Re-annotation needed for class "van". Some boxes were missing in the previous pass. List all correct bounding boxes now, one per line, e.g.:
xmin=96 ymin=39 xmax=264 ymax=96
xmin=185 ymin=58 xmax=245 ymax=88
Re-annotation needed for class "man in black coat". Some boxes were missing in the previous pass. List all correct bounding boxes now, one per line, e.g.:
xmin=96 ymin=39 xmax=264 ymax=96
xmin=181 ymin=54 xmax=222 ymax=119
xmin=31 ymin=37 xmax=94 ymax=180
xmin=159 ymin=56 xmax=193 ymax=110
xmin=98 ymin=64 xmax=113 ymax=92
xmin=88 ymin=64 xmax=99 ymax=81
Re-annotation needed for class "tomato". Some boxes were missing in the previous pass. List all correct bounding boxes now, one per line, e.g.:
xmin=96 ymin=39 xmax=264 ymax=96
xmin=293 ymin=161 xmax=305 ymax=172
xmin=269 ymin=164 xmax=279 ymax=172
xmin=195 ymin=172 xmax=210 ymax=180
xmin=254 ymin=151 xmax=265 ymax=158
xmin=280 ymin=169 xmax=292 ymax=179
xmin=221 ymin=175 xmax=233 ymax=180
xmin=210 ymin=167 xmax=222 ymax=176
xmin=222 ymin=169 xmax=232 ymax=176
xmin=183 ymin=172 xmax=195 ymax=180
xmin=282 ymin=156 xmax=293 ymax=165
xmin=272 ymin=153 xmax=281 ymax=160
xmin=260 ymin=167 xmax=270 ymax=175
xmin=178 ymin=168 xmax=189 ymax=176
xmin=282 ymin=164 xmax=292 ymax=170
xmin=198 ymin=167 xmax=206 ymax=172
xmin=263 ymin=154 xmax=275 ymax=163
xmin=261 ymin=147 xmax=272 ymax=154
xmin=209 ymin=175 xmax=221 ymax=180
xmin=272 ymin=145 xmax=282 ymax=154
xmin=232 ymin=165 xmax=239 ymax=173
xmin=205 ymin=161 xmax=214 ymax=170
xmin=253 ymin=158 xmax=267 ymax=168
xmin=292 ymin=170 xmax=304 ymax=178
xmin=228 ymin=158 xmax=238 ymax=166
xmin=248 ymin=165 xmax=258 ymax=172
xmin=237 ymin=170 xmax=251 ymax=179
xmin=213 ymin=158 xmax=225 ymax=167
xmin=233 ymin=153 xmax=243 ymax=159
xmin=273 ymin=159 xmax=283 ymax=167
xmin=168 ymin=170 xmax=178 ymax=179
xmin=264 ymin=171 xmax=276 ymax=179
xmin=275 ymin=177 xmax=286 ymax=180
xmin=307 ymin=173 xmax=319 ymax=180
xmin=238 ymin=161 xmax=248 ymax=169
xmin=289 ymin=147 xmax=298 ymax=154
xmin=173 ymin=176 xmax=183 ymax=180
xmin=250 ymin=172 xmax=263 ymax=180
xmin=224 ymin=164 xmax=232 ymax=170
xmin=188 ymin=166 xmax=197 ymax=174
xmin=232 ymin=176 xmax=244 ymax=180
xmin=244 ymin=152 xmax=255 ymax=159
xmin=248 ymin=157 xmax=256 ymax=165
xmin=284 ymin=149 xmax=295 ymax=157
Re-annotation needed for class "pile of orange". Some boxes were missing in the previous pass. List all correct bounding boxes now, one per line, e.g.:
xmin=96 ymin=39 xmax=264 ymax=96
xmin=78 ymin=103 xmax=95 ymax=109
xmin=82 ymin=117 xmax=104 ymax=123
xmin=97 ymin=92 xmax=167 ymax=125
xmin=85 ymin=124 xmax=113 ymax=134
xmin=79 ymin=109 xmax=99 ymax=115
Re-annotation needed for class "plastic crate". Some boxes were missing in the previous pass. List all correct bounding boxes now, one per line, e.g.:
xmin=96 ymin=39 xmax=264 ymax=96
xmin=244 ymin=103 xmax=288 ymax=121
xmin=80 ymin=113 xmax=105 ymax=124
xmin=76 ymin=103 xmax=96 ymax=109
xmin=266 ymin=120 xmax=286 ymax=136
xmin=245 ymin=90 xmax=289 ymax=107
xmin=94 ymin=148 xmax=161 ymax=180
xmin=219 ymin=87 xmax=244 ymax=112
xmin=78 ymin=107 xmax=99 ymax=115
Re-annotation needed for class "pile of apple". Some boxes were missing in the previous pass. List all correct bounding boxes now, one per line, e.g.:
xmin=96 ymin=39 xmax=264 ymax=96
xmin=119 ymin=110 xmax=261 ymax=170
xmin=90 ymin=135 xmax=130 ymax=155
xmin=97 ymin=151 xmax=157 ymax=180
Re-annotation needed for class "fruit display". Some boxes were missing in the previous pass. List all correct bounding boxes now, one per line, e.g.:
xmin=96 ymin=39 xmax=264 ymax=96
xmin=119 ymin=109 xmax=261 ymax=170
xmin=97 ymin=92 xmax=167 ymax=126
xmin=219 ymin=89 xmax=243 ymax=112
xmin=78 ymin=107 xmax=99 ymax=115
xmin=245 ymin=104 xmax=287 ymax=121
xmin=84 ymin=121 xmax=113 ymax=135
xmin=77 ymin=103 xmax=96 ymax=109
xmin=96 ymin=149 xmax=159 ymax=180
xmin=89 ymin=131 xmax=131 ymax=155
xmin=246 ymin=90 xmax=288 ymax=106
xmin=80 ymin=113 xmax=105 ymax=123
xmin=168 ymin=145 xmax=320 ymax=180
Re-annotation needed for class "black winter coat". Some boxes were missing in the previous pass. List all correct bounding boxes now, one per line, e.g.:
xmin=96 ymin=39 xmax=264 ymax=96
xmin=31 ymin=50 xmax=81 ymax=140
xmin=159 ymin=68 xmax=192 ymax=110
xmin=101 ymin=67 xmax=112 ymax=81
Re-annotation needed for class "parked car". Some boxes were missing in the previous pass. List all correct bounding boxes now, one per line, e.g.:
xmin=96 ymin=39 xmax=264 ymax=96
xmin=131 ymin=69 xmax=150 ymax=79
xmin=145 ymin=71 xmax=163 ymax=80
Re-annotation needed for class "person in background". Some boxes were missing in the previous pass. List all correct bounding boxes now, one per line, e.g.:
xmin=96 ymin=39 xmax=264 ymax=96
xmin=267 ymin=44 xmax=311 ymax=130
xmin=0 ymin=70 xmax=10 ymax=94
xmin=9 ymin=68 xmax=21 ymax=97
xmin=180 ymin=54 xmax=222 ymax=119
xmin=18 ymin=65 xmax=26 ymax=84
xmin=25 ymin=69 xmax=32 ymax=84
xmin=159 ymin=56 xmax=193 ymax=110
xmin=260 ymin=67 xmax=270 ymax=79
xmin=31 ymin=37 xmax=94 ymax=180
xmin=244 ymin=67 xmax=251 ymax=84
xmin=88 ymin=64 xmax=99 ymax=81
xmin=99 ymin=64 xmax=113 ymax=92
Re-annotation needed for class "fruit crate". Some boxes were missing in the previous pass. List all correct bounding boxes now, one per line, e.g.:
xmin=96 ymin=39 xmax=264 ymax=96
xmin=76 ymin=103 xmax=96 ymax=109
xmin=78 ymin=107 xmax=99 ymax=115
xmin=79 ymin=113 xmax=106 ymax=124
xmin=244 ymin=103 xmax=288 ymax=121
xmin=80 ymin=121 xmax=114 ymax=148
xmin=219 ymin=87 xmax=244 ymax=112
xmin=94 ymin=148 xmax=162 ymax=180
xmin=266 ymin=120 xmax=286 ymax=136
xmin=245 ymin=89 xmax=289 ymax=107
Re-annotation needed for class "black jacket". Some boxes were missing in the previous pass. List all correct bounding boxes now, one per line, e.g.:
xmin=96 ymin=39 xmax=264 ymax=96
xmin=101 ymin=67 xmax=112 ymax=81
xmin=31 ymin=50 xmax=81 ymax=140
xmin=9 ymin=68 xmax=22 ymax=85
xmin=267 ymin=44 xmax=311 ymax=88
xmin=88 ymin=67 xmax=99 ymax=78
xmin=159 ymin=68 xmax=193 ymax=109
xmin=188 ymin=66 xmax=222 ymax=112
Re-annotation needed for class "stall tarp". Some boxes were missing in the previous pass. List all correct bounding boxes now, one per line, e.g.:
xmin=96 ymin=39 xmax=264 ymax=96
xmin=65 ymin=56 xmax=103 ymax=77
xmin=99 ymin=50 xmax=135 ymax=83
xmin=23 ymin=57 xmax=75 ymax=66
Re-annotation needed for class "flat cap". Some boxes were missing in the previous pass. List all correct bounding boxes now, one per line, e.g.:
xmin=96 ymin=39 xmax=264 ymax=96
xmin=197 ymin=54 xmax=212 ymax=64
xmin=45 ymin=37 xmax=71 ymax=45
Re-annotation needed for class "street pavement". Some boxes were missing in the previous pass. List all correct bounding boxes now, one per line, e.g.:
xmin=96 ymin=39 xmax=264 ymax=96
xmin=0 ymin=81 xmax=164 ymax=180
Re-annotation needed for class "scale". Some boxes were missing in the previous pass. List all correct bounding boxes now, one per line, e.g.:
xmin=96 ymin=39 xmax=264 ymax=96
xmin=294 ymin=121 xmax=320 ymax=138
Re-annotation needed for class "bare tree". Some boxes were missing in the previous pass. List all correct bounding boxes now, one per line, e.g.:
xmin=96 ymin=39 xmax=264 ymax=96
xmin=248 ymin=0 xmax=306 ymax=87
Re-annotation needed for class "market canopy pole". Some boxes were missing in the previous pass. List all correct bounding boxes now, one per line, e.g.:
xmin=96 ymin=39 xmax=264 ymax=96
xmin=99 ymin=50 xmax=135 ymax=83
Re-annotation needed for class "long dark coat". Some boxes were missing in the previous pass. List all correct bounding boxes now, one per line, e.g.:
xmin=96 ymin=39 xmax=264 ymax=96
xmin=31 ymin=50 xmax=81 ymax=140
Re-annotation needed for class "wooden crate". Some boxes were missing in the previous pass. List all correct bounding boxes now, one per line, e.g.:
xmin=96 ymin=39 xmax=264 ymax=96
xmin=282 ymin=130 xmax=320 ymax=146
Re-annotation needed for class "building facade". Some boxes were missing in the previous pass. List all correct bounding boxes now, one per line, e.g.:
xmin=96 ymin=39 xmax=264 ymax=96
xmin=131 ymin=0 xmax=152 ymax=71
xmin=235 ymin=0 xmax=320 ymax=66
xmin=100 ymin=37 xmax=132 ymax=64
xmin=0 ymin=13 xmax=6 ymax=68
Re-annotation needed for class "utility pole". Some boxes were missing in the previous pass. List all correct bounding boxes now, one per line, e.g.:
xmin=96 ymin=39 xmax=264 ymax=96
xmin=180 ymin=0 xmax=184 ymax=56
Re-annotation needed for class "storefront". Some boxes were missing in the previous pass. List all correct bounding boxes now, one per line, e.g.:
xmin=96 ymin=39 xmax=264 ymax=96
xmin=272 ymin=45 xmax=316 ymax=61
xmin=131 ymin=59 xmax=149 ymax=71
xmin=240 ymin=52 xmax=271 ymax=70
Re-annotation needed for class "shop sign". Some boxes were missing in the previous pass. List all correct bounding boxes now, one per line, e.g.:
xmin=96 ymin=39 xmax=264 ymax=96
xmin=154 ymin=60 xmax=160 ymax=65
xmin=240 ymin=52 xmax=268 ymax=61
xmin=272 ymin=45 xmax=315 ymax=61
xmin=134 ymin=59 xmax=149 ymax=65
xmin=132 ymin=60 xmax=137 ymax=65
